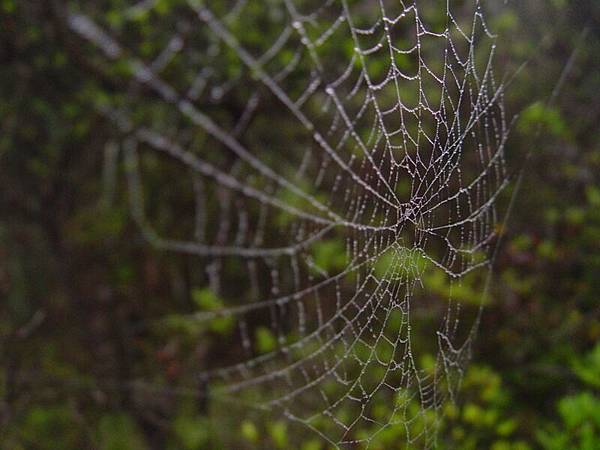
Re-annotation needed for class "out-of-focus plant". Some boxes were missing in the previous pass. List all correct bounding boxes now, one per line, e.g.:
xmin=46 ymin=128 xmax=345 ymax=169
xmin=2 ymin=0 xmax=600 ymax=449
xmin=536 ymin=343 xmax=600 ymax=450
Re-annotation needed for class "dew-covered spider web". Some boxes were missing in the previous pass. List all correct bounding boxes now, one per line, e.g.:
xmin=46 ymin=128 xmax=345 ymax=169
xmin=67 ymin=0 xmax=509 ymax=447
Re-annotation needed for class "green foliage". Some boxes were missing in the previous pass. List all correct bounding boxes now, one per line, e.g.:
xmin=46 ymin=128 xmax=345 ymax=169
xmin=241 ymin=420 xmax=260 ymax=444
xmin=536 ymin=344 xmax=600 ymax=450
xmin=97 ymin=414 xmax=146 ymax=450
xmin=572 ymin=343 xmax=600 ymax=388
xmin=172 ymin=414 xmax=211 ymax=450
xmin=190 ymin=287 xmax=234 ymax=334
xmin=537 ymin=393 xmax=600 ymax=450
xmin=374 ymin=246 xmax=429 ymax=281
xmin=255 ymin=326 xmax=278 ymax=354
xmin=163 ymin=288 xmax=235 ymax=338
xmin=311 ymin=238 xmax=348 ymax=274
xmin=16 ymin=406 xmax=83 ymax=450
xmin=435 ymin=365 xmax=532 ymax=450
xmin=517 ymin=102 xmax=568 ymax=139
xmin=268 ymin=421 xmax=289 ymax=449
xmin=2 ymin=0 xmax=600 ymax=449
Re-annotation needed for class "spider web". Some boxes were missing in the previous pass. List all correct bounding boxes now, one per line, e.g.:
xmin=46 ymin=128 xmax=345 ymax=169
xmin=67 ymin=0 xmax=509 ymax=447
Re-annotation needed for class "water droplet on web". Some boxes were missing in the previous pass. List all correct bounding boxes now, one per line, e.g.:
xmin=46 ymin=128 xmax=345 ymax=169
xmin=211 ymin=86 xmax=223 ymax=100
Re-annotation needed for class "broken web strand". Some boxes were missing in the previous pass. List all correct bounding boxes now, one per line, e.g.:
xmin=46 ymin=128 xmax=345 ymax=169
xmin=67 ymin=0 xmax=509 ymax=447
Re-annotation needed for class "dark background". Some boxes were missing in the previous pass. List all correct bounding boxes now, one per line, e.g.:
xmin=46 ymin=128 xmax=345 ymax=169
xmin=1 ymin=1 xmax=600 ymax=449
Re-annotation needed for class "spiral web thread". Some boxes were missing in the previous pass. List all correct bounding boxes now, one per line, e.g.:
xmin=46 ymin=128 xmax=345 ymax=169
xmin=68 ymin=0 xmax=509 ymax=447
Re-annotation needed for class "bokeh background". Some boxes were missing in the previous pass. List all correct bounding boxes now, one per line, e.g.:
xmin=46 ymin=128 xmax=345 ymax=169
xmin=1 ymin=0 xmax=600 ymax=449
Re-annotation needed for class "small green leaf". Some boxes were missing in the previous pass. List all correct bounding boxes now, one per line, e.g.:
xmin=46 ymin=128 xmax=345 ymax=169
xmin=518 ymin=102 xmax=567 ymax=139
xmin=173 ymin=415 xmax=210 ymax=450
xmin=268 ymin=421 xmax=288 ymax=449
xmin=255 ymin=326 xmax=277 ymax=354
xmin=311 ymin=239 xmax=348 ymax=274
xmin=192 ymin=288 xmax=223 ymax=311
xmin=241 ymin=420 xmax=259 ymax=443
